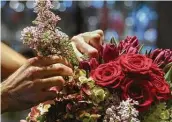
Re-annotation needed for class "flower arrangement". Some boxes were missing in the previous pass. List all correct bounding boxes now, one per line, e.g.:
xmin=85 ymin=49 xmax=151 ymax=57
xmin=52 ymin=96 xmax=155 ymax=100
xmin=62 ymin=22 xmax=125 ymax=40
xmin=21 ymin=0 xmax=172 ymax=122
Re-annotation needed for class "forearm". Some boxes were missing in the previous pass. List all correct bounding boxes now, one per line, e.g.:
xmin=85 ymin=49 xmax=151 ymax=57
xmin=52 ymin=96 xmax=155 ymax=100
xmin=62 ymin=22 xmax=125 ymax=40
xmin=1 ymin=42 xmax=27 ymax=78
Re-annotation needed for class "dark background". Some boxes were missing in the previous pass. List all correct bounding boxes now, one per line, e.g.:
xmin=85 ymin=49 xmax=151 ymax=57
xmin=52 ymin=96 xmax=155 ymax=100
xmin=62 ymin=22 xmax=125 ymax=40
xmin=1 ymin=1 xmax=172 ymax=121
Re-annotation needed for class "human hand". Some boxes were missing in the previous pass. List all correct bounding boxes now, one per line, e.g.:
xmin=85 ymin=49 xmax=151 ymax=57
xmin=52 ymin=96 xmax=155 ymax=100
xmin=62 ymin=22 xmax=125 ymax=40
xmin=71 ymin=30 xmax=104 ymax=61
xmin=1 ymin=56 xmax=73 ymax=113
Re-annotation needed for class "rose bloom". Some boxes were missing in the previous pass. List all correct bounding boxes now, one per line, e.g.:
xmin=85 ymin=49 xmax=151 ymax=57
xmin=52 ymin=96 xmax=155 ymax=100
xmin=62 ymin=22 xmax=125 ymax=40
xmin=149 ymin=65 xmax=171 ymax=101
xmin=121 ymin=75 xmax=171 ymax=112
xmin=91 ymin=61 xmax=124 ymax=88
xmin=119 ymin=54 xmax=152 ymax=75
xmin=121 ymin=78 xmax=154 ymax=112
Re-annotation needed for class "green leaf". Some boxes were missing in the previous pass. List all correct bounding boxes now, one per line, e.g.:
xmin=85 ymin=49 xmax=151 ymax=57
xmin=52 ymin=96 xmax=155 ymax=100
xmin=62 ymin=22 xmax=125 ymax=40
xmin=163 ymin=62 xmax=172 ymax=72
xmin=164 ymin=66 xmax=172 ymax=83
xmin=83 ymin=118 xmax=91 ymax=122
xmin=36 ymin=115 xmax=46 ymax=122
xmin=120 ymin=49 xmax=126 ymax=55
xmin=110 ymin=37 xmax=118 ymax=46
xmin=138 ymin=44 xmax=144 ymax=53
xmin=145 ymin=49 xmax=152 ymax=56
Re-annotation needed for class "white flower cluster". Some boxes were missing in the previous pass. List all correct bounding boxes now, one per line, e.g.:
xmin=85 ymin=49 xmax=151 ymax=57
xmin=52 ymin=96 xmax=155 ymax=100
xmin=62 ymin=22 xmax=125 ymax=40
xmin=104 ymin=98 xmax=140 ymax=122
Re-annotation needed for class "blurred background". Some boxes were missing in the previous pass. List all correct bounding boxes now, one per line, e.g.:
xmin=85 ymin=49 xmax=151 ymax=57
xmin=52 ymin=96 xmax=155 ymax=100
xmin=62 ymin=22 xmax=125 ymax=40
xmin=1 ymin=0 xmax=172 ymax=121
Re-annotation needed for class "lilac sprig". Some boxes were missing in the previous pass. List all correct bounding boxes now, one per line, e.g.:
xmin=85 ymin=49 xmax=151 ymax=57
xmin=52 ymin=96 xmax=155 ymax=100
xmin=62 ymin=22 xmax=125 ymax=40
xmin=21 ymin=0 xmax=78 ymax=65
xmin=33 ymin=0 xmax=60 ymax=30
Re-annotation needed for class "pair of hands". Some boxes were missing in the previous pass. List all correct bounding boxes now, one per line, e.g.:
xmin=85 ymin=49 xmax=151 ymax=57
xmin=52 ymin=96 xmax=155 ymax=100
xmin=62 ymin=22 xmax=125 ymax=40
xmin=1 ymin=30 xmax=104 ymax=113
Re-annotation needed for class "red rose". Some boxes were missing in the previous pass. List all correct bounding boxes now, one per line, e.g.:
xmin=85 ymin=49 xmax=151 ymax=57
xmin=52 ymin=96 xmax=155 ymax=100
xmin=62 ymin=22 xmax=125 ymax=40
xmin=118 ymin=36 xmax=140 ymax=54
xmin=150 ymin=74 xmax=171 ymax=101
xmin=149 ymin=66 xmax=171 ymax=101
xmin=121 ymin=78 xmax=153 ymax=112
xmin=91 ymin=61 xmax=124 ymax=88
xmin=150 ymin=64 xmax=164 ymax=76
xmin=102 ymin=44 xmax=119 ymax=63
xmin=119 ymin=54 xmax=152 ymax=74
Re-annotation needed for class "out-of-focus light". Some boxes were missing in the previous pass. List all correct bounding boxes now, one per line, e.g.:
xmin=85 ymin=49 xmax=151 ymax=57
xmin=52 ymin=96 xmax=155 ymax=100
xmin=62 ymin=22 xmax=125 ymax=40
xmin=79 ymin=1 xmax=91 ymax=8
xmin=136 ymin=6 xmax=150 ymax=27
xmin=59 ymin=3 xmax=66 ymax=12
xmin=142 ymin=45 xmax=156 ymax=54
xmin=63 ymin=1 xmax=72 ymax=8
xmin=136 ymin=10 xmax=149 ymax=27
xmin=0 ymin=1 xmax=6 ymax=8
xmin=124 ymin=1 xmax=133 ymax=7
xmin=125 ymin=17 xmax=134 ymax=27
xmin=14 ymin=2 xmax=25 ymax=12
xmin=149 ymin=11 xmax=158 ymax=20
xmin=52 ymin=1 xmax=60 ymax=10
xmin=144 ymin=28 xmax=157 ymax=42
xmin=26 ymin=1 xmax=35 ymax=9
xmin=107 ymin=1 xmax=115 ymax=9
xmin=105 ymin=29 xmax=119 ymax=42
xmin=88 ymin=16 xmax=98 ymax=26
xmin=137 ymin=11 xmax=146 ymax=22
xmin=1 ymin=24 xmax=8 ymax=40
xmin=9 ymin=1 xmax=19 ymax=9
xmin=16 ymin=30 xmax=22 ymax=42
xmin=107 ymin=1 xmax=115 ymax=5
xmin=91 ymin=1 xmax=103 ymax=9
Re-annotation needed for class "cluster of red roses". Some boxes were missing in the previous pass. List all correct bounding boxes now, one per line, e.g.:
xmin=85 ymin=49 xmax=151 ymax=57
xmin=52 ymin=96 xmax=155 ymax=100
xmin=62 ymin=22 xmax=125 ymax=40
xmin=80 ymin=36 xmax=171 ymax=112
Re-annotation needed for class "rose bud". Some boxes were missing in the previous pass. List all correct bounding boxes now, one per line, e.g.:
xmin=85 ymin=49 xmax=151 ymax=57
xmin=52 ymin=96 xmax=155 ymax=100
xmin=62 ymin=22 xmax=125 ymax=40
xmin=102 ymin=44 xmax=119 ymax=63
xmin=118 ymin=36 xmax=140 ymax=54
xmin=79 ymin=60 xmax=91 ymax=71
xmin=79 ymin=58 xmax=99 ymax=71
xmin=89 ymin=58 xmax=99 ymax=70
xmin=150 ymin=49 xmax=172 ymax=68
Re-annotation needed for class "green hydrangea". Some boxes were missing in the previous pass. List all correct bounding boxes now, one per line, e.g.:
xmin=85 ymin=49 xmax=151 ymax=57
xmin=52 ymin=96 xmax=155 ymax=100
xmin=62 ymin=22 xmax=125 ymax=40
xmin=74 ymin=69 xmax=87 ymax=79
xmin=143 ymin=103 xmax=172 ymax=122
xmin=91 ymin=86 xmax=109 ymax=104
xmin=78 ymin=74 xmax=110 ymax=104
xmin=79 ymin=76 xmax=95 ymax=88
xmin=79 ymin=112 xmax=101 ymax=122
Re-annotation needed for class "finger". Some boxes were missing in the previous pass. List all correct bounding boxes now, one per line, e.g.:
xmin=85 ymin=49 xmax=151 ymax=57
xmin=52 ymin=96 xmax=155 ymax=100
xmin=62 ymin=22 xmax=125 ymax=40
xmin=34 ymin=76 xmax=65 ymax=90
xmin=28 ymin=56 xmax=72 ymax=68
xmin=92 ymin=29 xmax=104 ymax=38
xmin=88 ymin=33 xmax=102 ymax=51
xmin=92 ymin=30 xmax=104 ymax=45
xmin=72 ymin=35 xmax=98 ymax=58
xmin=71 ymin=42 xmax=84 ymax=61
xmin=29 ymin=63 xmax=73 ymax=79
xmin=84 ymin=30 xmax=104 ymax=44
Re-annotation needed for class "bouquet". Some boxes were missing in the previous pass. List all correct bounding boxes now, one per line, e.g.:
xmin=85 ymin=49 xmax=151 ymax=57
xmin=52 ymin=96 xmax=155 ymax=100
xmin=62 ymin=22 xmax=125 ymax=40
xmin=21 ymin=0 xmax=172 ymax=122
